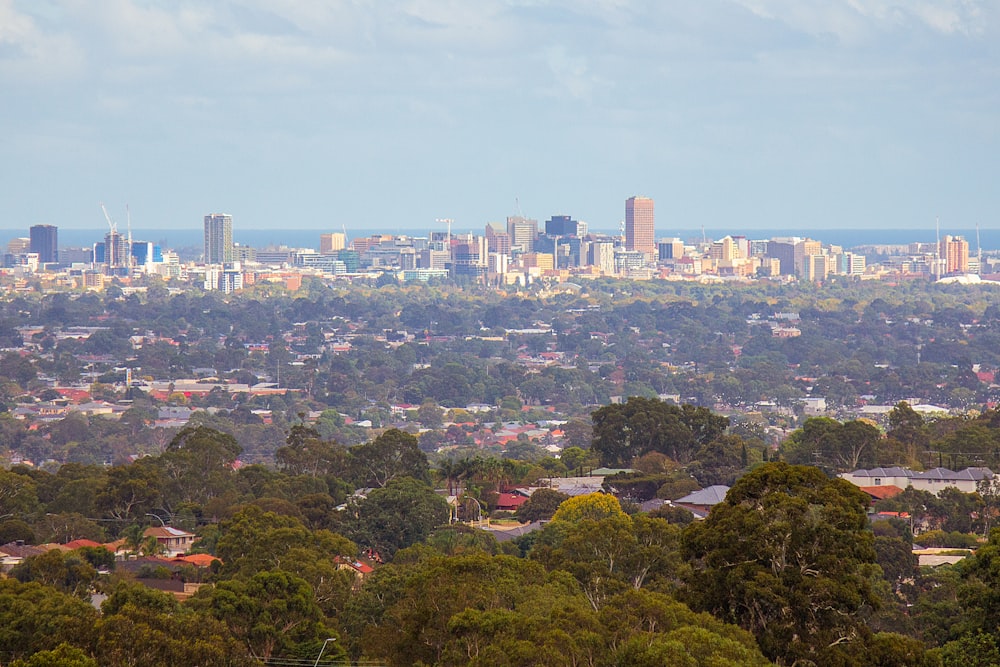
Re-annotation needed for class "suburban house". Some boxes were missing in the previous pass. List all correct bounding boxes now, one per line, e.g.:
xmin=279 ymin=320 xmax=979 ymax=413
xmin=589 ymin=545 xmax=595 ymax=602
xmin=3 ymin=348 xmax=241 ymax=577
xmin=857 ymin=485 xmax=905 ymax=506
xmin=0 ymin=541 xmax=46 ymax=570
xmin=334 ymin=556 xmax=375 ymax=588
xmin=673 ymin=485 xmax=731 ymax=518
xmin=839 ymin=467 xmax=993 ymax=496
xmin=143 ymin=526 xmax=197 ymax=557
xmin=494 ymin=491 xmax=529 ymax=512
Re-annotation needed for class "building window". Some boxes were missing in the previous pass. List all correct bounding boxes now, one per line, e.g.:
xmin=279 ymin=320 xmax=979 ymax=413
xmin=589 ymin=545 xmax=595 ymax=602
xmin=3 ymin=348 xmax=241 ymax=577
xmin=874 ymin=478 xmax=881 ymax=486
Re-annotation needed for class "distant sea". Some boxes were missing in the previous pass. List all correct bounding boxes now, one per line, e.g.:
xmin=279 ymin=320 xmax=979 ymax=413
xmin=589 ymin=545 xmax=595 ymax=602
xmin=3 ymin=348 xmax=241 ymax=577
xmin=19 ymin=227 xmax=1000 ymax=253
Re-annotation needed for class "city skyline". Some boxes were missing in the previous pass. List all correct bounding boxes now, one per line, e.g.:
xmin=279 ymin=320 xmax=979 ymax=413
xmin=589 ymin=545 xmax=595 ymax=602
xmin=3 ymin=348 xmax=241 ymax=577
xmin=1 ymin=2 xmax=998 ymax=232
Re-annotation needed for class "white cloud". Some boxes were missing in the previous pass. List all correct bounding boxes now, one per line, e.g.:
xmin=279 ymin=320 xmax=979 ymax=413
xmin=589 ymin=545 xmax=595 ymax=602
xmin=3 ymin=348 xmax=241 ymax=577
xmin=731 ymin=0 xmax=992 ymax=41
xmin=0 ymin=0 xmax=84 ymax=83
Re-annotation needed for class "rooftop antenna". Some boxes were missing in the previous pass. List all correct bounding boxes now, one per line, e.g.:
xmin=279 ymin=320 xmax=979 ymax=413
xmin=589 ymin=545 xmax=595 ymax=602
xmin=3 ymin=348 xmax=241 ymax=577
xmin=515 ymin=197 xmax=524 ymax=219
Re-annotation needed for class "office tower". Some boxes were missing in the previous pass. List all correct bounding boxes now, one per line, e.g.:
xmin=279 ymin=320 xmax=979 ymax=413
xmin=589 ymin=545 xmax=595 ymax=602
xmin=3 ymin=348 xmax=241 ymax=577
xmin=793 ymin=239 xmax=822 ymax=277
xmin=940 ymin=235 xmax=969 ymax=275
xmin=845 ymin=253 xmax=866 ymax=275
xmin=625 ymin=196 xmax=655 ymax=259
xmin=658 ymin=238 xmax=684 ymax=261
xmin=545 ymin=215 xmax=581 ymax=237
xmin=320 ymin=232 xmax=347 ymax=254
xmin=29 ymin=224 xmax=58 ymax=263
xmin=748 ymin=239 xmax=770 ymax=257
xmin=506 ymin=216 xmax=538 ymax=253
xmin=590 ymin=240 xmax=616 ymax=274
xmin=803 ymin=254 xmax=830 ymax=282
xmin=7 ymin=238 xmax=29 ymax=254
xmin=131 ymin=241 xmax=154 ymax=267
xmin=204 ymin=214 xmax=234 ymax=264
xmin=485 ymin=224 xmax=511 ymax=255
xmin=766 ymin=239 xmax=798 ymax=276
xmin=710 ymin=236 xmax=740 ymax=261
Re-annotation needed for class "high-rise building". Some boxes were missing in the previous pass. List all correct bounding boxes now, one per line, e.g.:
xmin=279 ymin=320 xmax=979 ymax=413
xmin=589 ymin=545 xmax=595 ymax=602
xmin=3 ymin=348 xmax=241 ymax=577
xmin=204 ymin=214 xmax=234 ymax=264
xmin=7 ymin=238 xmax=29 ymax=254
xmin=658 ymin=238 xmax=684 ymax=261
xmin=940 ymin=235 xmax=969 ymax=275
xmin=793 ymin=239 xmax=823 ymax=277
xmin=506 ymin=216 xmax=538 ymax=253
xmin=625 ymin=196 xmax=655 ymax=259
xmin=589 ymin=240 xmax=616 ymax=274
xmin=100 ymin=231 xmax=128 ymax=270
xmin=320 ymin=232 xmax=347 ymax=254
xmin=29 ymin=225 xmax=58 ymax=264
xmin=710 ymin=236 xmax=740 ymax=261
xmin=766 ymin=239 xmax=798 ymax=276
xmin=545 ymin=215 xmax=582 ymax=237
xmin=485 ymin=224 xmax=511 ymax=255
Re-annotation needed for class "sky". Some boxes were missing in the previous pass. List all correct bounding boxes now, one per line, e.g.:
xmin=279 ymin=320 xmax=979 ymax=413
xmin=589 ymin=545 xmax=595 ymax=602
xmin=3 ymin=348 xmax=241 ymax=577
xmin=1 ymin=0 xmax=998 ymax=235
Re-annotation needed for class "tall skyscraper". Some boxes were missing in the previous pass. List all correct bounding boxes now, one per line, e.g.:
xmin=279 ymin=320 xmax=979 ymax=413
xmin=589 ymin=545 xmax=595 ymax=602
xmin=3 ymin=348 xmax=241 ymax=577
xmin=204 ymin=214 xmax=234 ymax=264
xmin=940 ymin=235 xmax=969 ymax=275
xmin=506 ymin=216 xmax=538 ymax=253
xmin=320 ymin=232 xmax=347 ymax=254
xmin=29 ymin=224 xmax=58 ymax=264
xmin=101 ymin=231 xmax=128 ymax=269
xmin=485 ymin=224 xmax=511 ymax=255
xmin=545 ymin=215 xmax=581 ymax=237
xmin=625 ymin=196 xmax=655 ymax=259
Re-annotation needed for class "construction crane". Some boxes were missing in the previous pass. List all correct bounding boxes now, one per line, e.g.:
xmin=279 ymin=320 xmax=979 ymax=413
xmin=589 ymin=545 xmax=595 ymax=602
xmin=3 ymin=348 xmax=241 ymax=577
xmin=435 ymin=218 xmax=454 ymax=247
xmin=100 ymin=203 xmax=118 ymax=268
xmin=101 ymin=203 xmax=116 ymax=234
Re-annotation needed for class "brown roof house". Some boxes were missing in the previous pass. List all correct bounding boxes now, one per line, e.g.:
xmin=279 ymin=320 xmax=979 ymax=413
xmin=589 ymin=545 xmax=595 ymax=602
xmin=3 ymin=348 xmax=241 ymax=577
xmin=0 ymin=541 xmax=46 ymax=571
xmin=143 ymin=527 xmax=197 ymax=558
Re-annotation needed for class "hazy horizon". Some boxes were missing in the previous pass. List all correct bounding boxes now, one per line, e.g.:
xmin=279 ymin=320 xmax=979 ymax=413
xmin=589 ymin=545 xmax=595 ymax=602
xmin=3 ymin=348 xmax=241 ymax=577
xmin=3 ymin=2 xmax=998 ymax=231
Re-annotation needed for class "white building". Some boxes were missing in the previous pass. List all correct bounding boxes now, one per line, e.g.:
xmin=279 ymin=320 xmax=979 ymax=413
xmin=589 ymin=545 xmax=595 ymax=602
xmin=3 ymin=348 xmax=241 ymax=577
xmin=840 ymin=466 xmax=993 ymax=496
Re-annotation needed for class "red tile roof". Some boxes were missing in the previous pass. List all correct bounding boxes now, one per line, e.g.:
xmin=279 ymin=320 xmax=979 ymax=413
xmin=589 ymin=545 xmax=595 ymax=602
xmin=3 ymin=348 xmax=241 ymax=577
xmin=171 ymin=554 xmax=220 ymax=567
xmin=495 ymin=492 xmax=528 ymax=510
xmin=63 ymin=539 xmax=103 ymax=550
xmin=859 ymin=485 xmax=905 ymax=500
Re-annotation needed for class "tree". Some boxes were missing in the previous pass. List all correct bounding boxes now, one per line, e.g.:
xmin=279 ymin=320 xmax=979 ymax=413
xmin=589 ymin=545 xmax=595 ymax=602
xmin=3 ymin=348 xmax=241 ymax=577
xmin=97 ymin=582 xmax=253 ymax=666
xmin=214 ymin=505 xmax=355 ymax=581
xmin=275 ymin=424 xmax=347 ymax=478
xmin=156 ymin=425 xmax=241 ymax=508
xmin=94 ymin=463 xmax=162 ymax=530
xmin=782 ymin=417 xmax=881 ymax=472
xmin=345 ymin=477 xmax=450 ymax=560
xmin=683 ymin=462 xmax=881 ymax=664
xmin=191 ymin=570 xmax=329 ymax=661
xmin=0 ymin=579 xmax=99 ymax=661
xmin=550 ymin=493 xmax=625 ymax=524
xmin=889 ymin=401 xmax=930 ymax=451
xmin=516 ymin=488 xmax=569 ymax=523
xmin=0 ymin=468 xmax=38 ymax=520
xmin=11 ymin=550 xmax=97 ymax=598
xmin=937 ymin=632 xmax=1000 ymax=667
xmin=591 ymin=398 xmax=728 ymax=466
xmin=533 ymin=511 xmax=686 ymax=610
xmin=9 ymin=643 xmax=97 ymax=667
xmin=360 ymin=553 xmax=550 ymax=666
xmin=350 ymin=429 xmax=430 ymax=488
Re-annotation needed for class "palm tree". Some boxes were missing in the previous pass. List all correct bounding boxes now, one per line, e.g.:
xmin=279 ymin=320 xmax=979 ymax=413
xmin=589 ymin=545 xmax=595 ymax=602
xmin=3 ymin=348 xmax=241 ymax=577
xmin=437 ymin=459 xmax=460 ymax=496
